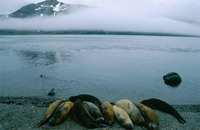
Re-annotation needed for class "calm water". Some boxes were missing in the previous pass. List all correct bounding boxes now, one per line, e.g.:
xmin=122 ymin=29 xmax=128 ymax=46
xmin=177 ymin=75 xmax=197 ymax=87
xmin=0 ymin=35 xmax=199 ymax=105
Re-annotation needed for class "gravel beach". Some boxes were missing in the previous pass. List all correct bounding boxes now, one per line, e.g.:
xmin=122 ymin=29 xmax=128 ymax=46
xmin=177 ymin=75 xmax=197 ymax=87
xmin=0 ymin=96 xmax=199 ymax=130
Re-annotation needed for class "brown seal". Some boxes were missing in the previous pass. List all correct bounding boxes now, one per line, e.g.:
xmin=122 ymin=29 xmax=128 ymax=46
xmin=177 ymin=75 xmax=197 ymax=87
xmin=113 ymin=105 xmax=134 ymax=129
xmin=115 ymin=99 xmax=145 ymax=125
xmin=72 ymin=99 xmax=107 ymax=129
xmin=48 ymin=101 xmax=73 ymax=125
xmin=34 ymin=99 xmax=67 ymax=127
xmin=134 ymin=102 xmax=159 ymax=130
xmin=101 ymin=101 xmax=115 ymax=125
xmin=83 ymin=101 xmax=104 ymax=123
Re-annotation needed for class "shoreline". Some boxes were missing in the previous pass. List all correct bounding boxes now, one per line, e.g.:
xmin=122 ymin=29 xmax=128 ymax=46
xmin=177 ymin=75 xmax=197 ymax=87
xmin=0 ymin=96 xmax=199 ymax=107
xmin=0 ymin=96 xmax=199 ymax=129
xmin=0 ymin=30 xmax=199 ymax=37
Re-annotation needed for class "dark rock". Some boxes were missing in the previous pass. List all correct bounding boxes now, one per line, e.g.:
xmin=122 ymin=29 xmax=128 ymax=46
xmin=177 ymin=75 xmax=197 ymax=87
xmin=48 ymin=88 xmax=55 ymax=96
xmin=163 ymin=72 xmax=182 ymax=86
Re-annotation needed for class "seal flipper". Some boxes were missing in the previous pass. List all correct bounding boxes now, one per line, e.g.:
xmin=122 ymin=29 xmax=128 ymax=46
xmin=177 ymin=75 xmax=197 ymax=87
xmin=48 ymin=118 xmax=55 ymax=124
xmin=33 ymin=119 xmax=46 ymax=128
xmin=96 ymin=117 xmax=104 ymax=123
xmin=148 ymin=122 xmax=157 ymax=130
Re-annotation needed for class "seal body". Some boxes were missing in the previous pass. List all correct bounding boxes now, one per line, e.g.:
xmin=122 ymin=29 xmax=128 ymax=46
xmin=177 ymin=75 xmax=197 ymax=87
xmin=83 ymin=101 xmax=104 ymax=122
xmin=49 ymin=101 xmax=73 ymax=125
xmin=101 ymin=101 xmax=115 ymax=125
xmin=34 ymin=99 xmax=67 ymax=127
xmin=72 ymin=99 xmax=106 ymax=128
xmin=141 ymin=98 xmax=186 ymax=124
xmin=113 ymin=105 xmax=134 ymax=129
xmin=134 ymin=102 xmax=159 ymax=130
xmin=115 ymin=99 xmax=145 ymax=125
xmin=69 ymin=94 xmax=102 ymax=111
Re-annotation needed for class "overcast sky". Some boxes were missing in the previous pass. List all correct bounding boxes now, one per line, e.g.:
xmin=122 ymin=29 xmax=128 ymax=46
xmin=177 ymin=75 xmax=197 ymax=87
xmin=0 ymin=0 xmax=199 ymax=35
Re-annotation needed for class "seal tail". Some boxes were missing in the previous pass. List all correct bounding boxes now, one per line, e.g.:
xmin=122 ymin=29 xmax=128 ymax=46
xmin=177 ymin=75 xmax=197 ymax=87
xmin=33 ymin=117 xmax=49 ymax=128
xmin=176 ymin=115 xmax=187 ymax=124
xmin=171 ymin=110 xmax=186 ymax=124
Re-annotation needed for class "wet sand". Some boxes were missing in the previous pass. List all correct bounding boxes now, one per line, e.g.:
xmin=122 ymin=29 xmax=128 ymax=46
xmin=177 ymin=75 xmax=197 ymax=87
xmin=0 ymin=96 xmax=199 ymax=130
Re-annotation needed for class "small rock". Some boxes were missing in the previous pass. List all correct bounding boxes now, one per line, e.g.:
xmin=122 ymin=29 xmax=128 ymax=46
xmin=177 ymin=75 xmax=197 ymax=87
xmin=48 ymin=88 xmax=55 ymax=96
xmin=163 ymin=72 xmax=182 ymax=86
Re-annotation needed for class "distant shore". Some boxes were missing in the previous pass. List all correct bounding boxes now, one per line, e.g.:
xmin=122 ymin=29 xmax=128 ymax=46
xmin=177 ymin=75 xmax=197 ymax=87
xmin=0 ymin=96 xmax=199 ymax=130
xmin=0 ymin=30 xmax=199 ymax=37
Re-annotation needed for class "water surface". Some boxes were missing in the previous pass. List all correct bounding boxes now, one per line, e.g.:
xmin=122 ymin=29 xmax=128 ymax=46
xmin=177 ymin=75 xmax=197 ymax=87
xmin=0 ymin=35 xmax=199 ymax=104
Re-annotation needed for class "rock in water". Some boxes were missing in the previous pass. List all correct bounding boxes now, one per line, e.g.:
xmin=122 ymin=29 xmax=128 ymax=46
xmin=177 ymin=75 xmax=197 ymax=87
xmin=163 ymin=72 xmax=182 ymax=86
xmin=48 ymin=88 xmax=55 ymax=96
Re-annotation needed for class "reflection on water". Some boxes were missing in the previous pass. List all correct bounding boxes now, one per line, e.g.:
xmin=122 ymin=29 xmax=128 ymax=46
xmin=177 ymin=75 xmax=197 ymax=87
xmin=17 ymin=50 xmax=57 ymax=66
xmin=0 ymin=35 xmax=199 ymax=105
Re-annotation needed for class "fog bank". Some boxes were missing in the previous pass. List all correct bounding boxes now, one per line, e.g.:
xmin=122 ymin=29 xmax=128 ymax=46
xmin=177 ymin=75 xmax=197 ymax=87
xmin=0 ymin=0 xmax=199 ymax=35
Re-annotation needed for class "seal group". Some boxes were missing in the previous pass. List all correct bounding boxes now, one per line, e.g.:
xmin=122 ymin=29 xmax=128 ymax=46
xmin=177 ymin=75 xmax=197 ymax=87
xmin=34 ymin=94 xmax=186 ymax=129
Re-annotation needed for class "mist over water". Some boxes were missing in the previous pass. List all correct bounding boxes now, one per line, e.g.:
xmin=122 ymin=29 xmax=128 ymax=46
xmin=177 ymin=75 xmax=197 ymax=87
xmin=0 ymin=0 xmax=200 ymax=35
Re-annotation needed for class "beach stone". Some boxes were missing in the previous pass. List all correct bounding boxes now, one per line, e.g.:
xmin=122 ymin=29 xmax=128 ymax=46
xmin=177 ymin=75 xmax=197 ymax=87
xmin=48 ymin=88 xmax=55 ymax=96
xmin=163 ymin=72 xmax=182 ymax=86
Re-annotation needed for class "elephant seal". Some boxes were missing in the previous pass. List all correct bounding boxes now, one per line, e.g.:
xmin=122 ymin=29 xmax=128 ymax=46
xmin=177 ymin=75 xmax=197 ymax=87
xmin=141 ymin=98 xmax=186 ymax=124
xmin=48 ymin=101 xmax=73 ymax=125
xmin=72 ymin=99 xmax=107 ymax=128
xmin=113 ymin=105 xmax=134 ymax=129
xmin=115 ymin=99 xmax=145 ymax=125
xmin=34 ymin=99 xmax=67 ymax=127
xmin=69 ymin=94 xmax=102 ymax=111
xmin=134 ymin=102 xmax=159 ymax=130
xmin=83 ymin=101 xmax=104 ymax=123
xmin=101 ymin=101 xmax=115 ymax=126
xmin=163 ymin=72 xmax=182 ymax=86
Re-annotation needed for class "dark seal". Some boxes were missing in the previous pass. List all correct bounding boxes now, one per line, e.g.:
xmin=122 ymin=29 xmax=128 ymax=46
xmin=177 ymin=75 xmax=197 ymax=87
xmin=72 ymin=99 xmax=107 ymax=128
xmin=163 ymin=72 xmax=182 ymax=86
xmin=141 ymin=98 xmax=186 ymax=124
xmin=69 ymin=94 xmax=102 ymax=111
xmin=83 ymin=101 xmax=104 ymax=123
